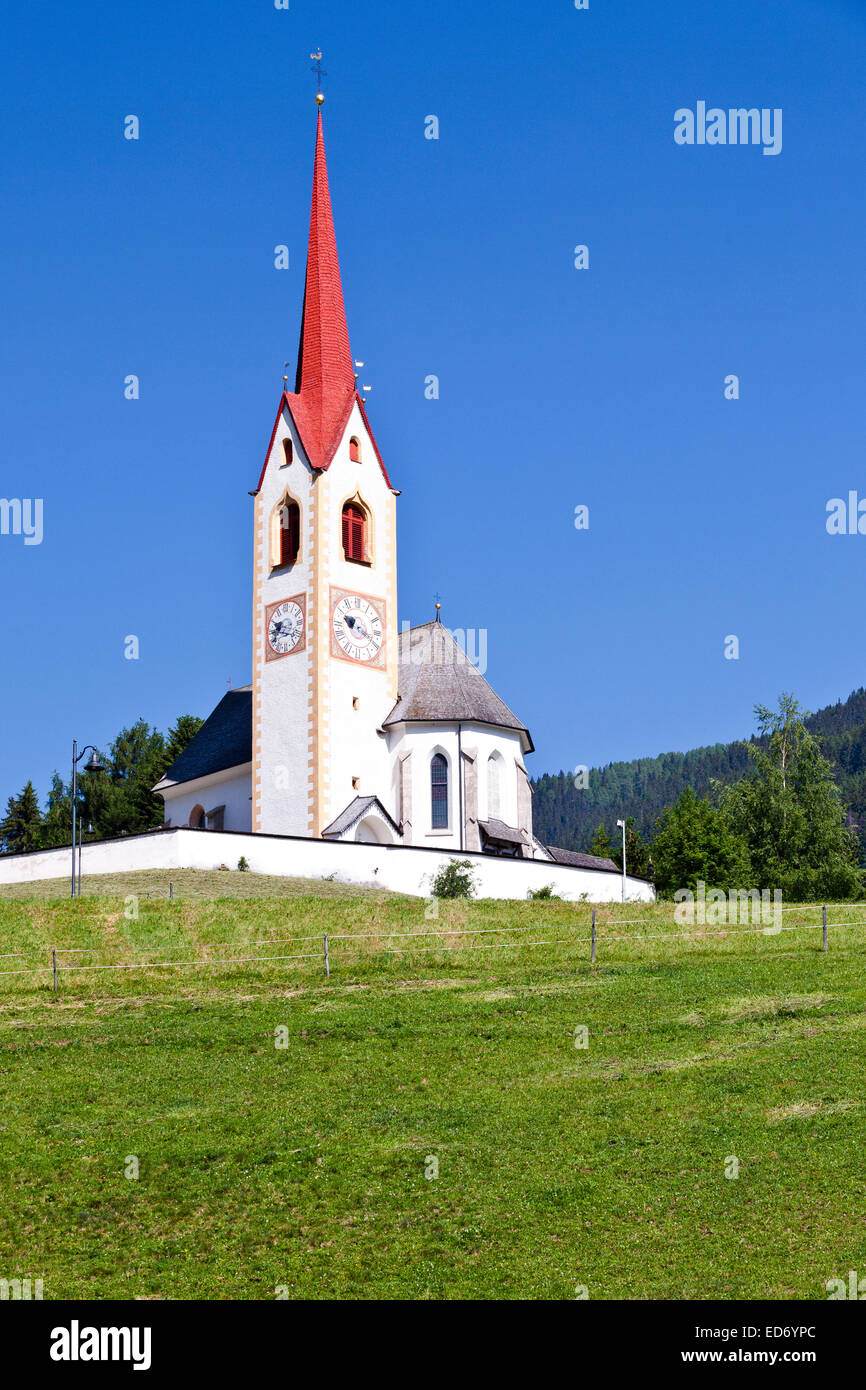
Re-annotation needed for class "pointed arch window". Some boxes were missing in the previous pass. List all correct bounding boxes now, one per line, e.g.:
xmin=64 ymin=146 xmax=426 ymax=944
xmin=279 ymin=499 xmax=300 ymax=567
xmin=487 ymin=752 xmax=502 ymax=819
xmin=342 ymin=502 xmax=367 ymax=563
xmin=431 ymin=753 xmax=449 ymax=829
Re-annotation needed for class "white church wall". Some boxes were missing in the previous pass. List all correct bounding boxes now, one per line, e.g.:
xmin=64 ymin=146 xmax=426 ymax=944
xmin=160 ymin=764 xmax=253 ymax=832
xmin=387 ymin=722 xmax=527 ymax=848
xmin=322 ymin=400 xmax=398 ymax=829
xmin=0 ymin=828 xmax=655 ymax=902
xmin=254 ymin=404 xmax=314 ymax=836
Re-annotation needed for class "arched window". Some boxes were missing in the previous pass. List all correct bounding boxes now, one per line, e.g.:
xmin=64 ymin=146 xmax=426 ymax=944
xmin=189 ymin=805 xmax=205 ymax=829
xmin=431 ymin=753 xmax=449 ymax=829
xmin=349 ymin=436 xmax=361 ymax=463
xmin=342 ymin=502 xmax=367 ymax=562
xmin=279 ymin=499 xmax=300 ymax=566
xmin=487 ymin=752 xmax=502 ymax=819
xmin=282 ymin=438 xmax=293 ymax=465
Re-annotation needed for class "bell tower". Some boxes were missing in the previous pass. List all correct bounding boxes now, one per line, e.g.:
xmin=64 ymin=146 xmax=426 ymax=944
xmin=250 ymin=105 xmax=399 ymax=838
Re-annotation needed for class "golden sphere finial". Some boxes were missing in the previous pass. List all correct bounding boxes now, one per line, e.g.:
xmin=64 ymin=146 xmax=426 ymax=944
xmin=315 ymin=91 xmax=325 ymax=106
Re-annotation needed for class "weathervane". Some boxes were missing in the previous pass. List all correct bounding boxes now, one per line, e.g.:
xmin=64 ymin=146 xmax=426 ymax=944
xmin=282 ymin=361 xmax=290 ymax=390
xmin=310 ymin=49 xmax=326 ymax=105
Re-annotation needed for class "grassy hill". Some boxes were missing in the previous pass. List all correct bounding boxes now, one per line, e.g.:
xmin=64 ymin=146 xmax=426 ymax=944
xmin=532 ymin=686 xmax=866 ymax=857
xmin=1 ymin=878 xmax=865 ymax=1299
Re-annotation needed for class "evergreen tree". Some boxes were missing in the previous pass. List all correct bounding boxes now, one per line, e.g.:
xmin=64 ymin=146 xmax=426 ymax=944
xmin=164 ymin=714 xmax=204 ymax=770
xmin=610 ymin=816 xmax=651 ymax=877
xmin=2 ymin=712 xmax=205 ymax=850
xmin=721 ymin=694 xmax=862 ymax=900
xmin=530 ymin=686 xmax=866 ymax=863
xmin=40 ymin=772 xmax=73 ymax=848
xmin=0 ymin=781 xmax=43 ymax=854
xmin=96 ymin=720 xmax=168 ymax=837
xmin=651 ymin=786 xmax=751 ymax=895
xmin=588 ymin=822 xmax=613 ymax=858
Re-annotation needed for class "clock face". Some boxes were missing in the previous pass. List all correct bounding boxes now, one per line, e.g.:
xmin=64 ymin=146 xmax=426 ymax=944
xmin=332 ymin=592 xmax=384 ymax=663
xmin=266 ymin=597 xmax=305 ymax=659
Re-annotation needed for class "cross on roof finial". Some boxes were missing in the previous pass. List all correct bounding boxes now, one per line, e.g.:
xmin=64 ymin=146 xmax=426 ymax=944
xmin=310 ymin=49 xmax=327 ymax=105
xmin=434 ymin=592 xmax=442 ymax=622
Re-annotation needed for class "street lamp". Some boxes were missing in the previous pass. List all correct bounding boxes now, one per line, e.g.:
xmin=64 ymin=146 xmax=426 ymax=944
xmin=71 ymin=741 xmax=104 ymax=898
xmin=616 ymin=818 xmax=627 ymax=903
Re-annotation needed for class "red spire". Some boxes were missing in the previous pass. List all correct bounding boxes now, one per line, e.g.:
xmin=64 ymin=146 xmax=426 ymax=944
xmin=256 ymin=109 xmax=393 ymax=492
xmin=287 ymin=110 xmax=355 ymax=470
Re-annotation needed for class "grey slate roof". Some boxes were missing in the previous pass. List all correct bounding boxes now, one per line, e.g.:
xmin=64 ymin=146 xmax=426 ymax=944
xmin=154 ymin=689 xmax=253 ymax=789
xmin=478 ymin=818 xmax=526 ymax=847
xmin=545 ymin=846 xmax=620 ymax=874
xmin=383 ymin=622 xmax=533 ymax=752
xmin=321 ymin=795 xmax=402 ymax=839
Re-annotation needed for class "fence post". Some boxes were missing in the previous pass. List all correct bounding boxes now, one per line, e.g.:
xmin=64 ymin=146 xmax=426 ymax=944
xmin=591 ymin=909 xmax=596 ymax=963
xmin=52 ymin=949 xmax=57 ymax=992
xmin=169 ymin=881 xmax=173 ymax=901
xmin=822 ymin=904 xmax=828 ymax=953
xmin=324 ymin=932 xmax=330 ymax=978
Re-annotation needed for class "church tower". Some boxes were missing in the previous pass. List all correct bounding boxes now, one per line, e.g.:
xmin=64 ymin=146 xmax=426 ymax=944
xmin=250 ymin=107 xmax=399 ymax=838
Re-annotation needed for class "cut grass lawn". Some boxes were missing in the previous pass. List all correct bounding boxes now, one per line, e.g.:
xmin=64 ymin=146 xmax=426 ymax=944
xmin=0 ymin=878 xmax=864 ymax=1300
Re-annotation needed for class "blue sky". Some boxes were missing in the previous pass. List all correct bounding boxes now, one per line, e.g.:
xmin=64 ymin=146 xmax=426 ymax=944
xmin=2 ymin=0 xmax=866 ymax=806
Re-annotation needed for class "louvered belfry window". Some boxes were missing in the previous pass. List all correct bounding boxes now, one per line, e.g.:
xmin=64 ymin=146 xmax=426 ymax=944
xmin=431 ymin=753 xmax=449 ymax=829
xmin=342 ymin=502 xmax=366 ymax=562
xmin=280 ymin=500 xmax=300 ymax=566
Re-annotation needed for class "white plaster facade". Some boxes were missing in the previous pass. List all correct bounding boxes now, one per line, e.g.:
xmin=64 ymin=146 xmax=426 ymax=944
xmin=160 ymin=764 xmax=252 ymax=832
xmin=383 ymin=721 xmax=530 ymax=851
xmin=0 ymin=829 xmax=655 ymax=903
xmin=252 ymin=398 xmax=397 ymax=839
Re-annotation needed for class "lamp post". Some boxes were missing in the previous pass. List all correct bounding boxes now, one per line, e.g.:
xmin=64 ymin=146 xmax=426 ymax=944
xmin=616 ymin=818 xmax=626 ymax=903
xmin=71 ymin=742 xmax=103 ymax=899
xmin=77 ymin=821 xmax=94 ymax=899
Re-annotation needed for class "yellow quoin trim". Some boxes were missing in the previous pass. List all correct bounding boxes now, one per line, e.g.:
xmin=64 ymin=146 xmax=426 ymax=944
xmin=309 ymin=469 xmax=331 ymax=835
xmin=386 ymin=490 xmax=398 ymax=702
xmin=251 ymin=490 xmax=265 ymax=831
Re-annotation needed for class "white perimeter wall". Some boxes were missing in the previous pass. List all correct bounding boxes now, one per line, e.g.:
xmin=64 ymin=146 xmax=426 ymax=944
xmin=0 ymin=829 xmax=654 ymax=902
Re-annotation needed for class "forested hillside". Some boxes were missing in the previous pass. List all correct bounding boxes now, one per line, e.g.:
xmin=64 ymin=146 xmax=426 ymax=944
xmin=532 ymin=688 xmax=866 ymax=861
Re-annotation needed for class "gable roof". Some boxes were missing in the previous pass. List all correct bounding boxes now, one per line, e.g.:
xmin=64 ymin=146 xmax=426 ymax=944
xmin=254 ymin=389 xmax=391 ymax=495
xmin=383 ymin=622 xmax=533 ymax=753
xmin=321 ymin=795 xmax=402 ymax=840
xmin=479 ymin=818 xmax=526 ymax=847
xmin=153 ymin=689 xmax=253 ymax=790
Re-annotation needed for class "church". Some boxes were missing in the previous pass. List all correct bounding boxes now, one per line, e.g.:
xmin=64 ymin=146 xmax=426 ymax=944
xmin=150 ymin=103 xmax=630 ymax=883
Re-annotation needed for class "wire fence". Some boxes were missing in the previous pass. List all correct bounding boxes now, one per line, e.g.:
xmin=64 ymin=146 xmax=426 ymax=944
xmin=0 ymin=902 xmax=864 ymax=990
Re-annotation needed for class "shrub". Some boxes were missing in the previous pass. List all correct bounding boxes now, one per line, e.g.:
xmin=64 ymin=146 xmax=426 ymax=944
xmin=237 ymin=856 xmax=249 ymax=872
xmin=527 ymin=883 xmax=560 ymax=900
xmin=430 ymin=858 xmax=477 ymax=899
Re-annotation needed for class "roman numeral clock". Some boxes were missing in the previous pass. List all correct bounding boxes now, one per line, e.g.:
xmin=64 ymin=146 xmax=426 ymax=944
xmin=265 ymin=594 xmax=306 ymax=662
xmin=330 ymin=587 xmax=387 ymax=668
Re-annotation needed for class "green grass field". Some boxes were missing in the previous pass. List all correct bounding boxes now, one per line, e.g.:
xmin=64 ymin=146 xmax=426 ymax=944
xmin=1 ymin=872 xmax=864 ymax=1300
